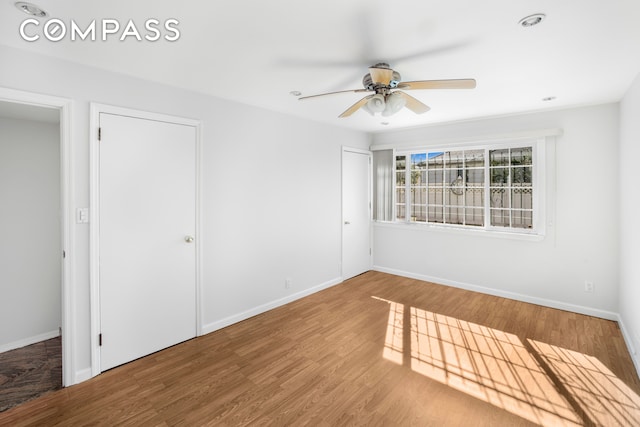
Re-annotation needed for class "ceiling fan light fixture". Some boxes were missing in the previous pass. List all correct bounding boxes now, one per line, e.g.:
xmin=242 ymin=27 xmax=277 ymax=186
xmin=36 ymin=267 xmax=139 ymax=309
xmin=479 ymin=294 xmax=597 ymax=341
xmin=365 ymin=94 xmax=386 ymax=114
xmin=382 ymin=92 xmax=406 ymax=117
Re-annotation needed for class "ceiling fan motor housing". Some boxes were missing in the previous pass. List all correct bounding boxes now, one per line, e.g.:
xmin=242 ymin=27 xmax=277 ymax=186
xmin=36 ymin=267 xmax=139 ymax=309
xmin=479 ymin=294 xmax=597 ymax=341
xmin=362 ymin=69 xmax=402 ymax=90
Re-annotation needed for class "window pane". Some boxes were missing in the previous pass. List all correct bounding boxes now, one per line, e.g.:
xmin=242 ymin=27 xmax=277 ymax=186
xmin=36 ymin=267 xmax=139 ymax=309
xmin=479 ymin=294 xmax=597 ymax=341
xmin=511 ymin=210 xmax=533 ymax=228
xmin=490 ymin=168 xmax=509 ymax=186
xmin=511 ymin=147 xmax=532 ymax=166
xmin=490 ymin=188 xmax=509 ymax=208
xmin=465 ymin=208 xmax=484 ymax=226
xmin=412 ymin=187 xmax=426 ymax=205
xmin=490 ymin=209 xmax=510 ymax=227
xmin=428 ymin=152 xmax=444 ymax=168
xmin=465 ymin=149 xmax=484 ymax=166
xmin=428 ymin=169 xmax=443 ymax=184
xmin=395 ymin=154 xmax=406 ymax=221
xmin=490 ymin=149 xmax=510 ymax=166
xmin=445 ymin=206 xmax=464 ymax=225
xmin=445 ymin=151 xmax=464 ymax=169
xmin=445 ymin=188 xmax=464 ymax=205
xmin=411 ymin=153 xmax=427 ymax=170
xmin=428 ymin=187 xmax=443 ymax=205
xmin=465 ymin=187 xmax=484 ymax=207
xmin=466 ymin=169 xmax=484 ymax=186
xmin=511 ymin=188 xmax=532 ymax=209
xmin=428 ymin=205 xmax=443 ymax=223
xmin=445 ymin=169 xmax=464 ymax=184
xmin=420 ymin=170 xmax=427 ymax=185
xmin=409 ymin=170 xmax=421 ymax=186
xmin=411 ymin=204 xmax=426 ymax=222
xmin=511 ymin=166 xmax=532 ymax=186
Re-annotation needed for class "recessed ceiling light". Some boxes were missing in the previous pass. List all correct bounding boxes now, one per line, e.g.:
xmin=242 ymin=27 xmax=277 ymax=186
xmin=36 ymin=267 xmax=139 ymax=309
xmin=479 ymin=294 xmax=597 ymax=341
xmin=519 ymin=13 xmax=546 ymax=28
xmin=289 ymin=91 xmax=302 ymax=97
xmin=542 ymin=96 xmax=556 ymax=102
xmin=14 ymin=2 xmax=48 ymax=17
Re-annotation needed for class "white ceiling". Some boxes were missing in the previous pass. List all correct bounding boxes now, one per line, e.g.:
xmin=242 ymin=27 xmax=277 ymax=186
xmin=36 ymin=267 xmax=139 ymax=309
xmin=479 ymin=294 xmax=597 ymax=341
xmin=1 ymin=0 xmax=639 ymax=132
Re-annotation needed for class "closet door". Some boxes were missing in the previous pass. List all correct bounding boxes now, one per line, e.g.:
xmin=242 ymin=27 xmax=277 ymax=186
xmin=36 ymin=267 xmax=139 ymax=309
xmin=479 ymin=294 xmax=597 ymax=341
xmin=99 ymin=112 xmax=196 ymax=371
xmin=342 ymin=148 xmax=371 ymax=280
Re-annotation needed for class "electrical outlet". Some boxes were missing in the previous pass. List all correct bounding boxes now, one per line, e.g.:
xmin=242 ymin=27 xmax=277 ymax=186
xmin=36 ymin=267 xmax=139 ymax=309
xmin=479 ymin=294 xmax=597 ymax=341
xmin=285 ymin=278 xmax=292 ymax=289
xmin=584 ymin=281 xmax=594 ymax=293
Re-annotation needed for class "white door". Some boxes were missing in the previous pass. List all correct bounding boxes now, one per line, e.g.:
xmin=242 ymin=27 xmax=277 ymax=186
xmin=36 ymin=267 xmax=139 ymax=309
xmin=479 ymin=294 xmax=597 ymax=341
xmin=342 ymin=148 xmax=371 ymax=280
xmin=99 ymin=113 xmax=196 ymax=371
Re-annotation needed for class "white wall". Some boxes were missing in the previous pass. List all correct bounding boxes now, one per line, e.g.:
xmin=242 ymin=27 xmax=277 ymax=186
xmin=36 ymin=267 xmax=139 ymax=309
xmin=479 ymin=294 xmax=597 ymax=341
xmin=200 ymin=102 xmax=362 ymax=331
xmin=620 ymin=73 xmax=640 ymax=371
xmin=371 ymin=104 xmax=620 ymax=318
xmin=0 ymin=116 xmax=61 ymax=351
xmin=0 ymin=44 xmax=370 ymax=382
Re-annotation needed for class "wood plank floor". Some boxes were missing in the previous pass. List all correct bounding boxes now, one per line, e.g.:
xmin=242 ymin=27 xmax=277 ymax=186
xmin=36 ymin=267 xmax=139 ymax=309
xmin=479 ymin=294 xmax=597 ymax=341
xmin=1 ymin=271 xmax=639 ymax=426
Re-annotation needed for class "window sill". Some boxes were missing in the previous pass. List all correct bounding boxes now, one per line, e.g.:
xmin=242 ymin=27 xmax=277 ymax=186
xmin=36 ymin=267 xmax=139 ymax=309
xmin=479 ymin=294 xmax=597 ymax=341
xmin=372 ymin=220 xmax=546 ymax=242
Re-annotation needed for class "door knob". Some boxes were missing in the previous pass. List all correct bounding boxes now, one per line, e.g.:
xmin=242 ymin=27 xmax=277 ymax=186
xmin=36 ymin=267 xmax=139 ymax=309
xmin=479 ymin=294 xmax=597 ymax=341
xmin=184 ymin=236 xmax=194 ymax=243
xmin=344 ymin=221 xmax=351 ymax=225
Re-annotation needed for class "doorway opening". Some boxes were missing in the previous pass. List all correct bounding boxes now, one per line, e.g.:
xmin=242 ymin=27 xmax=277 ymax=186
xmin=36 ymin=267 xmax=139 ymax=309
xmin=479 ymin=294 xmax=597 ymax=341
xmin=0 ymin=88 xmax=74 ymax=402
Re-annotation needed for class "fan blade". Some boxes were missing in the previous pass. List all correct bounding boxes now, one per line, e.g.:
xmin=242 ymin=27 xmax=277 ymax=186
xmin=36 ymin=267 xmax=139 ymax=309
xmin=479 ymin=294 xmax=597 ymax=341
xmin=298 ymin=88 xmax=369 ymax=101
xmin=339 ymin=95 xmax=373 ymax=118
xmin=397 ymin=79 xmax=476 ymax=90
xmin=395 ymin=91 xmax=431 ymax=114
xmin=369 ymin=67 xmax=393 ymax=85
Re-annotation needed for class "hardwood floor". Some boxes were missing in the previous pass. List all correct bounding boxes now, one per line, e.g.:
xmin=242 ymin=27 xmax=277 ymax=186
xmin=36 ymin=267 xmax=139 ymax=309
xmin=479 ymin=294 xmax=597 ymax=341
xmin=1 ymin=271 xmax=639 ymax=426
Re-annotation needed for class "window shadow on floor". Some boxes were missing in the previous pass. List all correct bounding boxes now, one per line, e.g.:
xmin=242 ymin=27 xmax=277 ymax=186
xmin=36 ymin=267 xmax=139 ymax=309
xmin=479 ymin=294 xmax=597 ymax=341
xmin=373 ymin=296 xmax=640 ymax=426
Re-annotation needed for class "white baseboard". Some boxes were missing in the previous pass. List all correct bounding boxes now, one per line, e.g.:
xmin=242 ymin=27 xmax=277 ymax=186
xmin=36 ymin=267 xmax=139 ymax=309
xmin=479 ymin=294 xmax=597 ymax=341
xmin=0 ymin=329 xmax=60 ymax=354
xmin=616 ymin=314 xmax=640 ymax=378
xmin=373 ymin=266 xmax=619 ymax=321
xmin=74 ymin=368 xmax=93 ymax=384
xmin=201 ymin=276 xmax=343 ymax=335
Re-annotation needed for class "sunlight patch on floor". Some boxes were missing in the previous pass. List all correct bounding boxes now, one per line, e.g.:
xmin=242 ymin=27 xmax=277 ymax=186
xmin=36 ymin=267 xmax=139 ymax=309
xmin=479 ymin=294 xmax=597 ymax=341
xmin=382 ymin=301 xmax=404 ymax=365
xmin=373 ymin=296 xmax=597 ymax=426
xmin=409 ymin=307 xmax=580 ymax=426
xmin=530 ymin=339 xmax=640 ymax=426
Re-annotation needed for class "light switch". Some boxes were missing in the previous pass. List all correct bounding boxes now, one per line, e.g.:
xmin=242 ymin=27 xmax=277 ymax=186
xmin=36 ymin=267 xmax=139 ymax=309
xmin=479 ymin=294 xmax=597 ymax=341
xmin=76 ymin=208 xmax=89 ymax=224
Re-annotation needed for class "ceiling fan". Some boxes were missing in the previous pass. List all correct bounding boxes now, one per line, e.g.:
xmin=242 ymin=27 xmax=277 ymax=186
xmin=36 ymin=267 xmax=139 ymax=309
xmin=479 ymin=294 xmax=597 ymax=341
xmin=299 ymin=63 xmax=476 ymax=118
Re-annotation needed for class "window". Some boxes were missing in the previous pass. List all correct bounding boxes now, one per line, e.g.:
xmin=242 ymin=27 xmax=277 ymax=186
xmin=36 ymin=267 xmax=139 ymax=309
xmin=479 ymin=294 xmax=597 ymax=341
xmin=488 ymin=147 xmax=533 ymax=229
xmin=393 ymin=141 xmax=540 ymax=233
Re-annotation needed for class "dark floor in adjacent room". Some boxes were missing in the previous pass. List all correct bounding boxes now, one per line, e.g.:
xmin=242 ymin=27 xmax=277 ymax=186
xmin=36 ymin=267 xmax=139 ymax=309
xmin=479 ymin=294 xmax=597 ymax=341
xmin=0 ymin=337 xmax=62 ymax=413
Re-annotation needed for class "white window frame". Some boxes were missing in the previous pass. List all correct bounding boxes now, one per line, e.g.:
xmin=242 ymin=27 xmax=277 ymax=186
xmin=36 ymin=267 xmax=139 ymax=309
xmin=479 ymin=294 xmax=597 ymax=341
xmin=393 ymin=138 xmax=546 ymax=236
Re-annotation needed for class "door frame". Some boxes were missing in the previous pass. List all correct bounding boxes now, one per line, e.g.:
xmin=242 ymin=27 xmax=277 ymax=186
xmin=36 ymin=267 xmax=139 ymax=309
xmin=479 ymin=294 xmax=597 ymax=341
xmin=341 ymin=146 xmax=372 ymax=280
xmin=89 ymin=103 xmax=202 ymax=377
xmin=0 ymin=87 xmax=74 ymax=386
